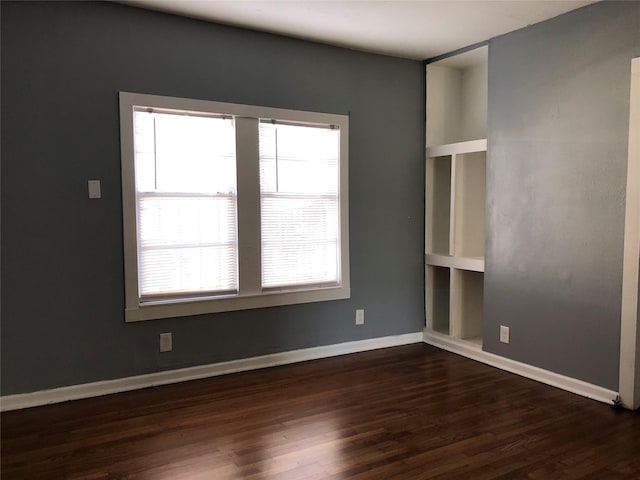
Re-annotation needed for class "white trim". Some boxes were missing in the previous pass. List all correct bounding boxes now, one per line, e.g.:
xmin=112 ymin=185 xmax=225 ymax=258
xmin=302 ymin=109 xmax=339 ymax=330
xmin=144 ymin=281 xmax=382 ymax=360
xmin=0 ymin=332 xmax=423 ymax=412
xmin=120 ymin=92 xmax=348 ymax=127
xmin=426 ymin=139 xmax=487 ymax=158
xmin=619 ymin=57 xmax=640 ymax=410
xmin=126 ymin=285 xmax=351 ymax=322
xmin=449 ymin=152 xmax=457 ymax=256
xmin=424 ymin=329 xmax=618 ymax=405
xmin=119 ymin=92 xmax=350 ymax=322
xmin=425 ymin=253 xmax=484 ymax=272
xmin=235 ymin=117 xmax=262 ymax=296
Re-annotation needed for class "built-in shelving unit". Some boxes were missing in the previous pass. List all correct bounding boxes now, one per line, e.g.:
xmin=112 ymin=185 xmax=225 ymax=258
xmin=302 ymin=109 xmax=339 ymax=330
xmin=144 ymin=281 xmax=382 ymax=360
xmin=424 ymin=46 xmax=488 ymax=348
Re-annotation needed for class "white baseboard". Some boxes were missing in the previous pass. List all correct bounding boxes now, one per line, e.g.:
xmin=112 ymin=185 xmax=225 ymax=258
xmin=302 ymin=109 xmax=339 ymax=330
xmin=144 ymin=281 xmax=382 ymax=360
xmin=4 ymin=330 xmax=616 ymax=412
xmin=424 ymin=329 xmax=619 ymax=405
xmin=0 ymin=332 xmax=423 ymax=412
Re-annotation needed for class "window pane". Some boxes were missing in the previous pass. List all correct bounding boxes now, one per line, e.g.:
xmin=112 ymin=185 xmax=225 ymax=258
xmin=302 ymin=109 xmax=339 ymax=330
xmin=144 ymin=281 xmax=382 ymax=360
xmin=259 ymin=123 xmax=339 ymax=194
xmin=259 ymin=122 xmax=340 ymax=289
xmin=261 ymin=196 xmax=338 ymax=287
xmin=133 ymin=111 xmax=238 ymax=298
xmin=134 ymin=112 xmax=236 ymax=194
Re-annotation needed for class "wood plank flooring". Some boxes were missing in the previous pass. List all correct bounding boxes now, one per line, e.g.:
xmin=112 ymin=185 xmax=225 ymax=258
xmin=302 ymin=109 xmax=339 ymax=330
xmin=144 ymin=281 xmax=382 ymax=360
xmin=2 ymin=343 xmax=639 ymax=479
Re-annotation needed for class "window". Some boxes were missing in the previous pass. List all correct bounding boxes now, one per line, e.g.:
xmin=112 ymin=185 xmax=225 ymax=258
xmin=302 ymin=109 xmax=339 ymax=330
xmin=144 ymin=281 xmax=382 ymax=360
xmin=259 ymin=121 xmax=340 ymax=289
xmin=119 ymin=92 xmax=349 ymax=321
xmin=134 ymin=111 xmax=238 ymax=300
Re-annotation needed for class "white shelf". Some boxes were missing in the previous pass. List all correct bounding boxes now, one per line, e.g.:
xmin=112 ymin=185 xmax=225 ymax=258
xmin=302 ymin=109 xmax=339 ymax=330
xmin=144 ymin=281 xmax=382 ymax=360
xmin=465 ymin=336 xmax=483 ymax=347
xmin=425 ymin=253 xmax=484 ymax=272
xmin=425 ymin=45 xmax=487 ymax=347
xmin=424 ymin=329 xmax=483 ymax=352
xmin=426 ymin=139 xmax=487 ymax=158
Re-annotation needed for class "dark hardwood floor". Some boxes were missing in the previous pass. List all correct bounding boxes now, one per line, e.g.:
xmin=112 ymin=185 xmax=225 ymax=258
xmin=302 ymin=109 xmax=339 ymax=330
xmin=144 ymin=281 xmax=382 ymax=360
xmin=2 ymin=343 xmax=639 ymax=479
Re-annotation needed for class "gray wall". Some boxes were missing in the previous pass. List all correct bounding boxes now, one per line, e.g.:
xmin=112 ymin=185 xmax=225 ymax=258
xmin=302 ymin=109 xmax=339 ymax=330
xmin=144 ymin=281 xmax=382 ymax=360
xmin=0 ymin=2 xmax=425 ymax=395
xmin=484 ymin=1 xmax=640 ymax=390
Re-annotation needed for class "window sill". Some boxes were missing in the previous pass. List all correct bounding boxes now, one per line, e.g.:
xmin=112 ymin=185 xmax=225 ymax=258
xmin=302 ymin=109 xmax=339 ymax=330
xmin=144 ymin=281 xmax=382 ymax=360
xmin=125 ymin=285 xmax=351 ymax=322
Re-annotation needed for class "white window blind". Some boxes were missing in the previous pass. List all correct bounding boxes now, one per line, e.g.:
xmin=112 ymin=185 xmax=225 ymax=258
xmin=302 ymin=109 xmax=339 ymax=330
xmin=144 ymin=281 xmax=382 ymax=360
xmin=259 ymin=121 xmax=340 ymax=289
xmin=133 ymin=110 xmax=238 ymax=299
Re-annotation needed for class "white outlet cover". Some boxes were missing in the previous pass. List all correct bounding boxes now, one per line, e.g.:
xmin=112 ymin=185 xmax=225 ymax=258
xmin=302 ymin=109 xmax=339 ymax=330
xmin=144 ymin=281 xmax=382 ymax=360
xmin=159 ymin=332 xmax=173 ymax=352
xmin=88 ymin=180 xmax=101 ymax=199
xmin=499 ymin=325 xmax=510 ymax=344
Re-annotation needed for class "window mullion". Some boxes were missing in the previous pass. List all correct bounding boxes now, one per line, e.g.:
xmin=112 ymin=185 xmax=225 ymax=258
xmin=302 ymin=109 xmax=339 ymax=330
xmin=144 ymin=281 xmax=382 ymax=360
xmin=234 ymin=117 xmax=262 ymax=296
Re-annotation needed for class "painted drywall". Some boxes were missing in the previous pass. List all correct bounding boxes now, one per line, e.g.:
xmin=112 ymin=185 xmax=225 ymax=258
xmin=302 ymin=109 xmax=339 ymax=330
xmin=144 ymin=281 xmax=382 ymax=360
xmin=484 ymin=1 xmax=640 ymax=390
xmin=0 ymin=1 xmax=425 ymax=395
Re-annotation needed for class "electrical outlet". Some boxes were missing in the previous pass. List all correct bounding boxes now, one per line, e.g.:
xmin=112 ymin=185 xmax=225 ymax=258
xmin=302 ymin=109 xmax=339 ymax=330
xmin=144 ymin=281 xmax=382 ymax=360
xmin=88 ymin=180 xmax=101 ymax=199
xmin=355 ymin=309 xmax=365 ymax=325
xmin=499 ymin=325 xmax=510 ymax=344
xmin=159 ymin=332 xmax=172 ymax=352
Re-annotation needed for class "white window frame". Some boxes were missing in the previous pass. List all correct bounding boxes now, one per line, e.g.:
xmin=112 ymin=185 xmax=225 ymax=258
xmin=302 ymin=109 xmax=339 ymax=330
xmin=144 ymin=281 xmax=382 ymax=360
xmin=120 ymin=92 xmax=350 ymax=322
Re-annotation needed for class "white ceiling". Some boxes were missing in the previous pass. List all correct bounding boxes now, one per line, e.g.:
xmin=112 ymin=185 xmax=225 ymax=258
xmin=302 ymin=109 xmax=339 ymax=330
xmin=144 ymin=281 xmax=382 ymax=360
xmin=122 ymin=0 xmax=597 ymax=60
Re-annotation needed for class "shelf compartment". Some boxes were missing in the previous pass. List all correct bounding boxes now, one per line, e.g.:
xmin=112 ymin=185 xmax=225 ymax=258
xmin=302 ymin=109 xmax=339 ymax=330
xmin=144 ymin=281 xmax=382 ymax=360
xmin=425 ymin=155 xmax=452 ymax=255
xmin=453 ymin=151 xmax=486 ymax=258
xmin=426 ymin=46 xmax=488 ymax=147
xmin=451 ymin=269 xmax=484 ymax=342
xmin=426 ymin=266 xmax=450 ymax=335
